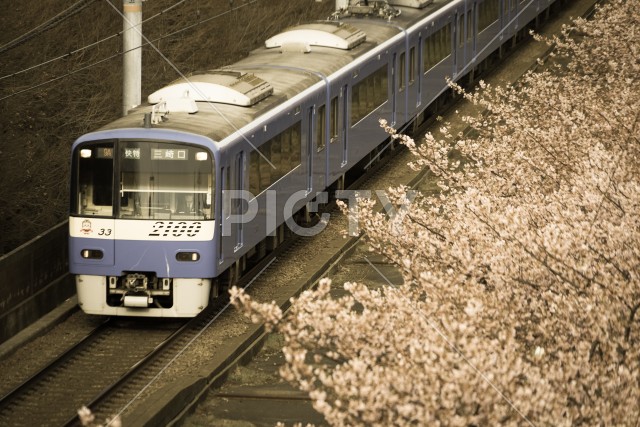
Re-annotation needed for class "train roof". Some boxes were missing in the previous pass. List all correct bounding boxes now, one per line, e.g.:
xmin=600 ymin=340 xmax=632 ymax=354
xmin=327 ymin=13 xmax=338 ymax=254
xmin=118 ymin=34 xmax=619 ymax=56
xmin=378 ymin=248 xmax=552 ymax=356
xmin=98 ymin=0 xmax=455 ymax=144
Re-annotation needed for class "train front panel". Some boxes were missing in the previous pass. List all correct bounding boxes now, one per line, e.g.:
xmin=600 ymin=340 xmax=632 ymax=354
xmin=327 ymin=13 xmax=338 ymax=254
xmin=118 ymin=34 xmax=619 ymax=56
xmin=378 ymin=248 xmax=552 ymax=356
xmin=69 ymin=132 xmax=219 ymax=317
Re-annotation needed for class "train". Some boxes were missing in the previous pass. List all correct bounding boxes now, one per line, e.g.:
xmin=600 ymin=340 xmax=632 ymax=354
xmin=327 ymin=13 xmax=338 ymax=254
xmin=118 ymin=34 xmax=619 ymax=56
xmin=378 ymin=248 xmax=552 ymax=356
xmin=69 ymin=0 xmax=559 ymax=316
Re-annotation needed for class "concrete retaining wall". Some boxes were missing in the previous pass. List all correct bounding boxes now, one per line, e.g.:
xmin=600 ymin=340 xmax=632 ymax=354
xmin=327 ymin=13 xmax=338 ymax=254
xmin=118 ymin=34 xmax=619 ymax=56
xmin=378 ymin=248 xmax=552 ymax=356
xmin=0 ymin=221 xmax=74 ymax=344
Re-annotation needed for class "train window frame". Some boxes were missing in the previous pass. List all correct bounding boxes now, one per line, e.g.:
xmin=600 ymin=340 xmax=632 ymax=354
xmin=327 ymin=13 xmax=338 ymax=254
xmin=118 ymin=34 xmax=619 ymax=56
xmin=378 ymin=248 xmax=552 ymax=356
xmin=458 ymin=14 xmax=464 ymax=48
xmin=72 ymin=139 xmax=215 ymax=220
xmin=329 ymin=96 xmax=339 ymax=143
xmin=116 ymin=140 xmax=214 ymax=220
xmin=467 ymin=10 xmax=473 ymax=44
xmin=423 ymin=22 xmax=452 ymax=73
xmin=409 ymin=46 xmax=416 ymax=85
xmin=478 ymin=0 xmax=499 ymax=33
xmin=350 ymin=64 xmax=389 ymax=125
xmin=316 ymin=104 xmax=326 ymax=152
xmin=506 ymin=0 xmax=516 ymax=13
xmin=399 ymin=51 xmax=406 ymax=92
xmin=249 ymin=121 xmax=302 ymax=197
xmin=72 ymin=140 xmax=115 ymax=217
xmin=223 ymin=166 xmax=231 ymax=220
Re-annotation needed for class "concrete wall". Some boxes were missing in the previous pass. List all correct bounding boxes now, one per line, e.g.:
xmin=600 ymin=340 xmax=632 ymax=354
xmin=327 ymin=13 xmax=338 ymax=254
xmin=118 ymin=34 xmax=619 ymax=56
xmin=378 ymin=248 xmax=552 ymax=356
xmin=0 ymin=222 xmax=74 ymax=344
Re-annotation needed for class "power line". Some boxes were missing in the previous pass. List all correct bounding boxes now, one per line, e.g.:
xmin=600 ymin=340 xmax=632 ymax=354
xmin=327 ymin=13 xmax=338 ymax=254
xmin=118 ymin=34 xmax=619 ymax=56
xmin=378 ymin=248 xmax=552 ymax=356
xmin=0 ymin=0 xmax=254 ymax=83
xmin=0 ymin=0 xmax=259 ymax=102
xmin=0 ymin=0 xmax=98 ymax=55
xmin=0 ymin=0 xmax=192 ymax=82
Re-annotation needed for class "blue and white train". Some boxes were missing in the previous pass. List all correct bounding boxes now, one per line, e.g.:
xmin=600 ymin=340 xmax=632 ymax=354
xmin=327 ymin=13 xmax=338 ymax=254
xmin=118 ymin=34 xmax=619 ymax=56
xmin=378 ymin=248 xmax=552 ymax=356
xmin=69 ymin=0 xmax=558 ymax=316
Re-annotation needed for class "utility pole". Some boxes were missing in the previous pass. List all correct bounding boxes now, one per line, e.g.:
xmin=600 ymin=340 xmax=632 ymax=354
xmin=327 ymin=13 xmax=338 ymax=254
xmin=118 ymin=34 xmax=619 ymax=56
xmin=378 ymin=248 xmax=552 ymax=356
xmin=122 ymin=0 xmax=142 ymax=116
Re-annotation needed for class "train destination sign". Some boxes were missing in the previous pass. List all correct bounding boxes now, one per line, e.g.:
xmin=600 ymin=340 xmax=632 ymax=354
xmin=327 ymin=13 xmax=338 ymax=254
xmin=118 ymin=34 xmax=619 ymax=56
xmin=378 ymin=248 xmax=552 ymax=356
xmin=152 ymin=148 xmax=188 ymax=160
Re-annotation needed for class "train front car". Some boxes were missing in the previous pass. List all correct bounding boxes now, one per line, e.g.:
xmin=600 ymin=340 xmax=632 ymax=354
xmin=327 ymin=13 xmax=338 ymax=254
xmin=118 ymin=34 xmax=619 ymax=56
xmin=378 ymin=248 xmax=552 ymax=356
xmin=69 ymin=130 xmax=217 ymax=317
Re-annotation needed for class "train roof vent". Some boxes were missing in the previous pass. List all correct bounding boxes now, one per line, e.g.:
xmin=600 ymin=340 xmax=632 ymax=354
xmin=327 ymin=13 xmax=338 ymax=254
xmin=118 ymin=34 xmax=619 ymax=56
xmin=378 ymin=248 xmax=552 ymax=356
xmin=389 ymin=0 xmax=433 ymax=8
xmin=148 ymin=71 xmax=273 ymax=107
xmin=265 ymin=22 xmax=366 ymax=51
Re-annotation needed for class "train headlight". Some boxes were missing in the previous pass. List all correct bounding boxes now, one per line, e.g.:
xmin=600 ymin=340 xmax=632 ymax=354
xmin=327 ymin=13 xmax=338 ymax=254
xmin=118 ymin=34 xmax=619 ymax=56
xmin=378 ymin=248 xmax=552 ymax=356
xmin=195 ymin=151 xmax=208 ymax=161
xmin=176 ymin=251 xmax=200 ymax=262
xmin=80 ymin=149 xmax=92 ymax=158
xmin=81 ymin=249 xmax=103 ymax=259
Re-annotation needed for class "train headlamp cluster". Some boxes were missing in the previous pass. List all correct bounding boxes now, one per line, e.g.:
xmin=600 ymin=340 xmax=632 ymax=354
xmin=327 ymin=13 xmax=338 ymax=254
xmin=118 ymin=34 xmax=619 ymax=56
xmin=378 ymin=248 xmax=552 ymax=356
xmin=176 ymin=251 xmax=200 ymax=262
xmin=82 ymin=249 xmax=199 ymax=261
xmin=81 ymin=249 xmax=103 ymax=259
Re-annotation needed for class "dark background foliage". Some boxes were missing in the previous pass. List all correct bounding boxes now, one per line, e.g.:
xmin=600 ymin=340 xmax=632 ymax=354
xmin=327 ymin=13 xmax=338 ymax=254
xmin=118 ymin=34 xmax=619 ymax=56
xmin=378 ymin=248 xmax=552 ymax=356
xmin=0 ymin=0 xmax=333 ymax=254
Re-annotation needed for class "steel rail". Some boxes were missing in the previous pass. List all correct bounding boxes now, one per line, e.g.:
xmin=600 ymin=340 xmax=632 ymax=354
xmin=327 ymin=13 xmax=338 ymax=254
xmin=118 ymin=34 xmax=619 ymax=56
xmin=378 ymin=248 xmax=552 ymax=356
xmin=0 ymin=317 xmax=110 ymax=411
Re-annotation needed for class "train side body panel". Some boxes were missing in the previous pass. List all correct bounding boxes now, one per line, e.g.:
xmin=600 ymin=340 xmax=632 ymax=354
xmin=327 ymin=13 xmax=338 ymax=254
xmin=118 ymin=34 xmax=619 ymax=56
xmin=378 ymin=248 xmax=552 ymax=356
xmin=69 ymin=0 xmax=561 ymax=316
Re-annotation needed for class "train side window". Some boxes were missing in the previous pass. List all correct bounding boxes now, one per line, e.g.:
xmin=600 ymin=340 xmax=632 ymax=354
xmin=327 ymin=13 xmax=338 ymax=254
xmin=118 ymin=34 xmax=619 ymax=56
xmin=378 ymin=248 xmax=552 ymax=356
xmin=351 ymin=65 xmax=388 ymax=124
xmin=330 ymin=96 xmax=339 ymax=142
xmin=352 ymin=83 xmax=361 ymax=125
xmin=249 ymin=121 xmax=302 ymax=196
xmin=223 ymin=166 xmax=231 ymax=218
xmin=504 ymin=0 xmax=515 ymax=15
xmin=281 ymin=131 xmax=292 ymax=172
xmin=271 ymin=137 xmax=282 ymax=179
xmin=458 ymin=14 xmax=464 ymax=48
xmin=423 ymin=23 xmax=452 ymax=72
xmin=399 ymin=51 xmax=406 ymax=91
xmin=234 ymin=152 xmax=244 ymax=250
xmin=281 ymin=133 xmax=291 ymax=175
xmin=291 ymin=122 xmax=302 ymax=166
xmin=249 ymin=151 xmax=260 ymax=197
xmin=259 ymin=142 xmax=271 ymax=192
xmin=478 ymin=0 xmax=499 ymax=32
xmin=316 ymin=104 xmax=326 ymax=151
xmin=409 ymin=47 xmax=416 ymax=84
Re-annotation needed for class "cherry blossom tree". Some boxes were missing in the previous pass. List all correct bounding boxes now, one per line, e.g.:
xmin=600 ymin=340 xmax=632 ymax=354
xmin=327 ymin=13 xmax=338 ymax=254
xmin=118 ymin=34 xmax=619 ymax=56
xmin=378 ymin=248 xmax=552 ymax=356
xmin=232 ymin=1 xmax=640 ymax=425
xmin=77 ymin=406 xmax=121 ymax=427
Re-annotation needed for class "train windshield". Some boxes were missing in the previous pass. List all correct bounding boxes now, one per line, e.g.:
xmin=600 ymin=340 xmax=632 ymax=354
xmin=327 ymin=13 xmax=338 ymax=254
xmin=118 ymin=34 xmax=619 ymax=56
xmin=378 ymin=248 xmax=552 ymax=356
xmin=72 ymin=140 xmax=214 ymax=220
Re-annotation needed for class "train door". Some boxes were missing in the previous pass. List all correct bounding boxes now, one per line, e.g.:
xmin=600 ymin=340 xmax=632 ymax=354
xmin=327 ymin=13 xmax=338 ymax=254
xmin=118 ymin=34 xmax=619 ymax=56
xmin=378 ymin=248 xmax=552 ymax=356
xmin=218 ymin=165 xmax=230 ymax=264
xmin=417 ymin=37 xmax=423 ymax=108
xmin=455 ymin=10 xmax=466 ymax=77
xmin=314 ymin=103 xmax=328 ymax=191
xmin=451 ymin=11 xmax=464 ymax=77
xmin=392 ymin=52 xmax=398 ymax=127
xmin=327 ymin=91 xmax=342 ymax=187
xmin=233 ymin=152 xmax=244 ymax=251
xmin=306 ymin=107 xmax=314 ymax=193
xmin=503 ymin=0 xmax=515 ymax=30
xmin=469 ymin=3 xmax=476 ymax=58
xmin=341 ymin=84 xmax=349 ymax=167
xmin=455 ymin=7 xmax=476 ymax=78
xmin=503 ymin=0 xmax=518 ymax=36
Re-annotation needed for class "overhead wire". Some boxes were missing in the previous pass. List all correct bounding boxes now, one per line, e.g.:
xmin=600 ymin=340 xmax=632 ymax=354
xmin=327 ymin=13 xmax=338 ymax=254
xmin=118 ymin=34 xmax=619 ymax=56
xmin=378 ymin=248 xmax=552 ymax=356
xmin=0 ymin=0 xmax=193 ymax=82
xmin=0 ymin=0 xmax=259 ymax=102
xmin=0 ymin=0 xmax=98 ymax=55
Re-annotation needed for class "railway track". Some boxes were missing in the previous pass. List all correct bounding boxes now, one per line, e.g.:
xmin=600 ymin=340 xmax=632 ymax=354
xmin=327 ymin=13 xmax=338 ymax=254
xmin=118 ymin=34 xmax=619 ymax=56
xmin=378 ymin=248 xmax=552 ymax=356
xmin=0 ymin=197 xmax=346 ymax=427
xmin=0 ymin=40 xmax=521 ymax=427
xmin=0 ymin=316 xmax=189 ymax=426
xmin=70 ymin=234 xmax=305 ymax=425
xmin=0 ymin=1 xmax=601 ymax=425
xmin=175 ymin=0 xmax=603 ymax=425
xmin=0 ymin=229 xmax=302 ymax=427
